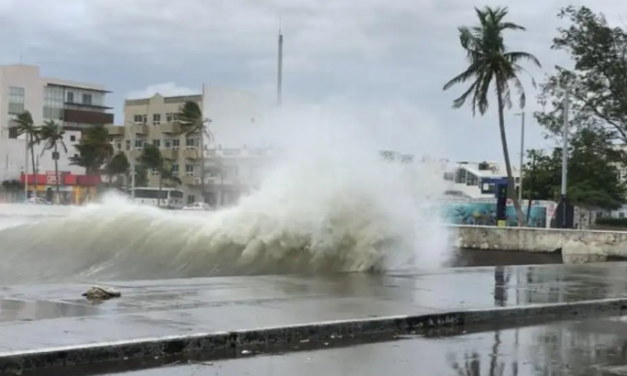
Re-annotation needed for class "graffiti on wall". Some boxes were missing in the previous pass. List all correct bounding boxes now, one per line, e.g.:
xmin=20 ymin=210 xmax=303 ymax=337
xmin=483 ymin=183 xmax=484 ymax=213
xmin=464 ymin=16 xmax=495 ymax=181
xmin=442 ymin=202 xmax=547 ymax=228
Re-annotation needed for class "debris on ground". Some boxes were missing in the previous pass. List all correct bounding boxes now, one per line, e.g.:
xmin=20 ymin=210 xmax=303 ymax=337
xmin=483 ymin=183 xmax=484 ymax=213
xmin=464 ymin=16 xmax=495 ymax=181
xmin=82 ymin=286 xmax=121 ymax=301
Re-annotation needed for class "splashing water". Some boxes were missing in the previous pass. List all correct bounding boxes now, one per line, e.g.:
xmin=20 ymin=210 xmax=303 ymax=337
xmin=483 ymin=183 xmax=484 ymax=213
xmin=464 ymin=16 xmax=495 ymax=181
xmin=0 ymin=105 xmax=451 ymax=283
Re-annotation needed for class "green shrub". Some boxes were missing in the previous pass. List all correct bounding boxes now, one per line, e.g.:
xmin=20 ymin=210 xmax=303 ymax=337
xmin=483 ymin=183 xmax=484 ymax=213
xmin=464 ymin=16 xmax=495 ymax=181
xmin=595 ymin=217 xmax=627 ymax=227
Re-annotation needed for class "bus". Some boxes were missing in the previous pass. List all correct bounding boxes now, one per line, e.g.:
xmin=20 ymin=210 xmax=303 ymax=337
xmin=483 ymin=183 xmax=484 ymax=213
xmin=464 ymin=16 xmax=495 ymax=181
xmin=131 ymin=187 xmax=185 ymax=209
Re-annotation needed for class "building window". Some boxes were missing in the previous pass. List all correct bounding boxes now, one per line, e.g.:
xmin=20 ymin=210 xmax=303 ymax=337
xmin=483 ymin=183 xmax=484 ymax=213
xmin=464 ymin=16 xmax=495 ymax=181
xmin=186 ymin=138 xmax=198 ymax=148
xmin=8 ymin=86 xmax=25 ymax=115
xmin=133 ymin=114 xmax=147 ymax=124
xmin=134 ymin=139 xmax=144 ymax=149
xmin=163 ymin=139 xmax=171 ymax=148
xmin=125 ymin=140 xmax=131 ymax=150
xmin=185 ymin=164 xmax=194 ymax=176
xmin=172 ymin=163 xmax=179 ymax=176
xmin=116 ymin=142 xmax=122 ymax=150
xmin=67 ymin=92 xmax=74 ymax=103
xmin=152 ymin=139 xmax=161 ymax=147
xmin=82 ymin=93 xmax=92 ymax=105
xmin=70 ymin=135 xmax=76 ymax=142
xmin=152 ymin=113 xmax=161 ymax=126
xmin=166 ymin=113 xmax=174 ymax=122
xmin=172 ymin=139 xmax=180 ymax=148
xmin=187 ymin=195 xmax=195 ymax=204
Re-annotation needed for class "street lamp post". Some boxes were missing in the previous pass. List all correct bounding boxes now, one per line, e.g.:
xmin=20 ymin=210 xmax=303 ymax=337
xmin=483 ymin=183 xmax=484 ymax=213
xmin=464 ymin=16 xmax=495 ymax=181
xmin=514 ymin=112 xmax=526 ymax=204
xmin=125 ymin=121 xmax=136 ymax=200
xmin=560 ymin=85 xmax=570 ymax=228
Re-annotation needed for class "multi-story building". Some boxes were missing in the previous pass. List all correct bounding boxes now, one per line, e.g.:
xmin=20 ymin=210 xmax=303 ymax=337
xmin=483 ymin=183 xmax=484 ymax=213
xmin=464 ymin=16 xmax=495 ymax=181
xmin=0 ymin=64 xmax=114 ymax=173
xmin=0 ymin=64 xmax=114 ymax=201
xmin=108 ymin=88 xmax=267 ymax=206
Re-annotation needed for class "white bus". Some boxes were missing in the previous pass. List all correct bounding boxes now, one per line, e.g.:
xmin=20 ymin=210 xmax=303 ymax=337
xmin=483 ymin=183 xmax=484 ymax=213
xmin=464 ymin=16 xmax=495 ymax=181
xmin=132 ymin=187 xmax=185 ymax=209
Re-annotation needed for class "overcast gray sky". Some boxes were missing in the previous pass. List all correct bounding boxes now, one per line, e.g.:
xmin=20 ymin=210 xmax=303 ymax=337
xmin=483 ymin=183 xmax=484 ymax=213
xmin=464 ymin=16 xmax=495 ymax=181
xmin=0 ymin=0 xmax=623 ymax=162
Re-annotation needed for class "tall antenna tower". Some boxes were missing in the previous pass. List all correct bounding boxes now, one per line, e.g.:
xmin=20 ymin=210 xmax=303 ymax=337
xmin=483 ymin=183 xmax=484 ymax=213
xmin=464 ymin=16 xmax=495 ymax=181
xmin=276 ymin=17 xmax=283 ymax=107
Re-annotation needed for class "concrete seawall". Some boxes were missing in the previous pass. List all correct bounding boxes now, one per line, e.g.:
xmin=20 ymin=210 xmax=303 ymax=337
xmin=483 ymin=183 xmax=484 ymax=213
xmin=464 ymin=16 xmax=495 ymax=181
xmin=453 ymin=225 xmax=627 ymax=262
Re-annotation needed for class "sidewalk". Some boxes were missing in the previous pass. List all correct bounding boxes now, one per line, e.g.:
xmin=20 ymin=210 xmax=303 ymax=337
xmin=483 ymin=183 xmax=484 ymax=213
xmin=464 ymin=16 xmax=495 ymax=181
xmin=2 ymin=263 xmax=627 ymax=372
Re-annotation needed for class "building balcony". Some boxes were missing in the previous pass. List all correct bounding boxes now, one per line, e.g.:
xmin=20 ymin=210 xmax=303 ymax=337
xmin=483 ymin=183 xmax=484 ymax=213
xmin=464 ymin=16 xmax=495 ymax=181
xmin=161 ymin=148 xmax=179 ymax=160
xmin=181 ymin=175 xmax=201 ymax=186
xmin=106 ymin=125 xmax=125 ymax=136
xmin=159 ymin=123 xmax=180 ymax=134
xmin=182 ymin=149 xmax=200 ymax=159
xmin=131 ymin=124 xmax=148 ymax=135
xmin=63 ymin=109 xmax=114 ymax=126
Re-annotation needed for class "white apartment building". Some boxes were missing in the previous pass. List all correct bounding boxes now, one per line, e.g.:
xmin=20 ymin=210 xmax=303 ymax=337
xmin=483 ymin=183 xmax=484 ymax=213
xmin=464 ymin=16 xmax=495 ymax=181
xmin=108 ymin=86 xmax=268 ymax=206
xmin=0 ymin=64 xmax=114 ymax=180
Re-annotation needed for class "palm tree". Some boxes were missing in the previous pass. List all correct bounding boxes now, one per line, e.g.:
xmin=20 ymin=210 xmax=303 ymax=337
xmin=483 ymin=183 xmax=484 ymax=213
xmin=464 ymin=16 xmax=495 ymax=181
xmin=104 ymin=152 xmax=130 ymax=188
xmin=13 ymin=111 xmax=42 ymax=198
xmin=139 ymin=144 xmax=181 ymax=207
xmin=70 ymin=125 xmax=114 ymax=174
xmin=176 ymin=101 xmax=212 ymax=203
xmin=39 ymin=120 xmax=68 ymax=203
xmin=443 ymin=6 xmax=541 ymax=226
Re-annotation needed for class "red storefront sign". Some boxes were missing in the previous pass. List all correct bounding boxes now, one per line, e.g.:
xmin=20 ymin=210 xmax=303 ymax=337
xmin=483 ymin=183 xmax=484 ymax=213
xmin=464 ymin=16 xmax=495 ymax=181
xmin=20 ymin=173 xmax=101 ymax=186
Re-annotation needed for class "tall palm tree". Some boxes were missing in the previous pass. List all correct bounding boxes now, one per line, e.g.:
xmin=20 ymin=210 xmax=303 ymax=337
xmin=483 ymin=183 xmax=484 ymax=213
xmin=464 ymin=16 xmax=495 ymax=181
xmin=443 ymin=6 xmax=541 ymax=226
xmin=104 ymin=152 xmax=130 ymax=188
xmin=176 ymin=101 xmax=212 ymax=203
xmin=13 ymin=111 xmax=42 ymax=198
xmin=139 ymin=144 xmax=181 ymax=207
xmin=39 ymin=120 xmax=68 ymax=203
xmin=70 ymin=125 xmax=114 ymax=174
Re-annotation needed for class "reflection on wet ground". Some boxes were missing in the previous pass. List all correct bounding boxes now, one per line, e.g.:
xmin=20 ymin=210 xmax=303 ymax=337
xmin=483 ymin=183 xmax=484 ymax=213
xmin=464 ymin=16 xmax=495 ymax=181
xmin=92 ymin=315 xmax=627 ymax=376
xmin=2 ymin=263 xmax=627 ymax=356
xmin=449 ymin=249 xmax=563 ymax=267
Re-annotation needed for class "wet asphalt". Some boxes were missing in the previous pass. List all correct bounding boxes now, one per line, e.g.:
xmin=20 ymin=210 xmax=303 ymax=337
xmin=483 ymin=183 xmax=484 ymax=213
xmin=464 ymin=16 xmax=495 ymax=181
xmin=1 ymin=250 xmax=616 ymax=376
xmin=48 ymin=315 xmax=627 ymax=376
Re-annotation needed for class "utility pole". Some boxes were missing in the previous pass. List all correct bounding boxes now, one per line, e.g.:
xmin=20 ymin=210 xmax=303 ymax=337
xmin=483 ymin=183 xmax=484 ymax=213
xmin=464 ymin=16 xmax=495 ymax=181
xmin=126 ymin=121 xmax=136 ymax=200
xmin=560 ymin=85 xmax=570 ymax=228
xmin=276 ymin=19 xmax=283 ymax=107
xmin=514 ymin=112 xmax=526 ymax=204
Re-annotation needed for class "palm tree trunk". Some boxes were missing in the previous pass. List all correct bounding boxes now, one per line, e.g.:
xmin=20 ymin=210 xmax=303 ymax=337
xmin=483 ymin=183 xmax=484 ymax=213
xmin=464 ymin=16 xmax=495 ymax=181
xmin=54 ymin=143 xmax=60 ymax=204
xmin=496 ymin=87 xmax=525 ymax=226
xmin=199 ymin=130 xmax=205 ymax=203
xmin=29 ymin=134 xmax=38 ymax=198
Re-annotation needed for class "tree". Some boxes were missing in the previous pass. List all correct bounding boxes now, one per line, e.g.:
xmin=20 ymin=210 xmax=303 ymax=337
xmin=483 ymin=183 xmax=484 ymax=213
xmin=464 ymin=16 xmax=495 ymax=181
xmin=138 ymin=144 xmax=181 ymax=207
xmin=12 ymin=111 xmax=42 ymax=197
xmin=39 ymin=120 xmax=68 ymax=203
xmin=104 ymin=152 xmax=130 ymax=188
xmin=522 ymin=128 xmax=625 ymax=210
xmin=535 ymin=6 xmax=627 ymax=143
xmin=443 ymin=6 xmax=541 ymax=226
xmin=176 ymin=101 xmax=212 ymax=203
xmin=70 ymin=125 xmax=114 ymax=174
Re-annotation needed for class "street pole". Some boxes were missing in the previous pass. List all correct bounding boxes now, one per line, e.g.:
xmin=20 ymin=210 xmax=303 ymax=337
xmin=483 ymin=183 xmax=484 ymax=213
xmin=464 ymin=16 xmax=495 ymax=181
xmin=514 ymin=112 xmax=525 ymax=204
xmin=560 ymin=85 xmax=570 ymax=228
xmin=126 ymin=121 xmax=136 ymax=201
xmin=23 ymin=135 xmax=28 ymax=202
xmin=277 ymin=19 xmax=283 ymax=107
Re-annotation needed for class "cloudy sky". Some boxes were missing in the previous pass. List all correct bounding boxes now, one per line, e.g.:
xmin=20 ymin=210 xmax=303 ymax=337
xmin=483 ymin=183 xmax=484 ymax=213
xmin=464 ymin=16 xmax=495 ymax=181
xmin=0 ymin=0 xmax=623 ymax=162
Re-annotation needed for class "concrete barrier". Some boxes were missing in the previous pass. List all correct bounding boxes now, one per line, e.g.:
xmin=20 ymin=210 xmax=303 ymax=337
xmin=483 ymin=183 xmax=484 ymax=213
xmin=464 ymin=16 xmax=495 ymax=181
xmin=1 ymin=298 xmax=626 ymax=373
xmin=452 ymin=225 xmax=627 ymax=261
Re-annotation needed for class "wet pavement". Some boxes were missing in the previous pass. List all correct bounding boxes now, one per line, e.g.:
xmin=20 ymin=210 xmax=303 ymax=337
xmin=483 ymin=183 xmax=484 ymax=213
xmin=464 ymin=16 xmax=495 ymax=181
xmin=1 ymin=262 xmax=627 ymax=356
xmin=85 ymin=315 xmax=627 ymax=376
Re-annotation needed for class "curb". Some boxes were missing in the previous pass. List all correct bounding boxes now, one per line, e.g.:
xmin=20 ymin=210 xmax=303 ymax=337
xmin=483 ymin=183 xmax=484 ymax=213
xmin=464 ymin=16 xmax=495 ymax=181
xmin=2 ymin=297 xmax=627 ymax=373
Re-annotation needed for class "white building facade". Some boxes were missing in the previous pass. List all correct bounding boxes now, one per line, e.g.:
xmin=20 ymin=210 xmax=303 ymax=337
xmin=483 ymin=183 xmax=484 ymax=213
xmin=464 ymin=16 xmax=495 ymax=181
xmin=0 ymin=64 xmax=113 ymax=181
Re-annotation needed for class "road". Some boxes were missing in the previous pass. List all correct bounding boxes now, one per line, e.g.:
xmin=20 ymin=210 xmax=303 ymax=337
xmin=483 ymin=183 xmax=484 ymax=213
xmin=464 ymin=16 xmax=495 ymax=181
xmin=49 ymin=314 xmax=627 ymax=376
